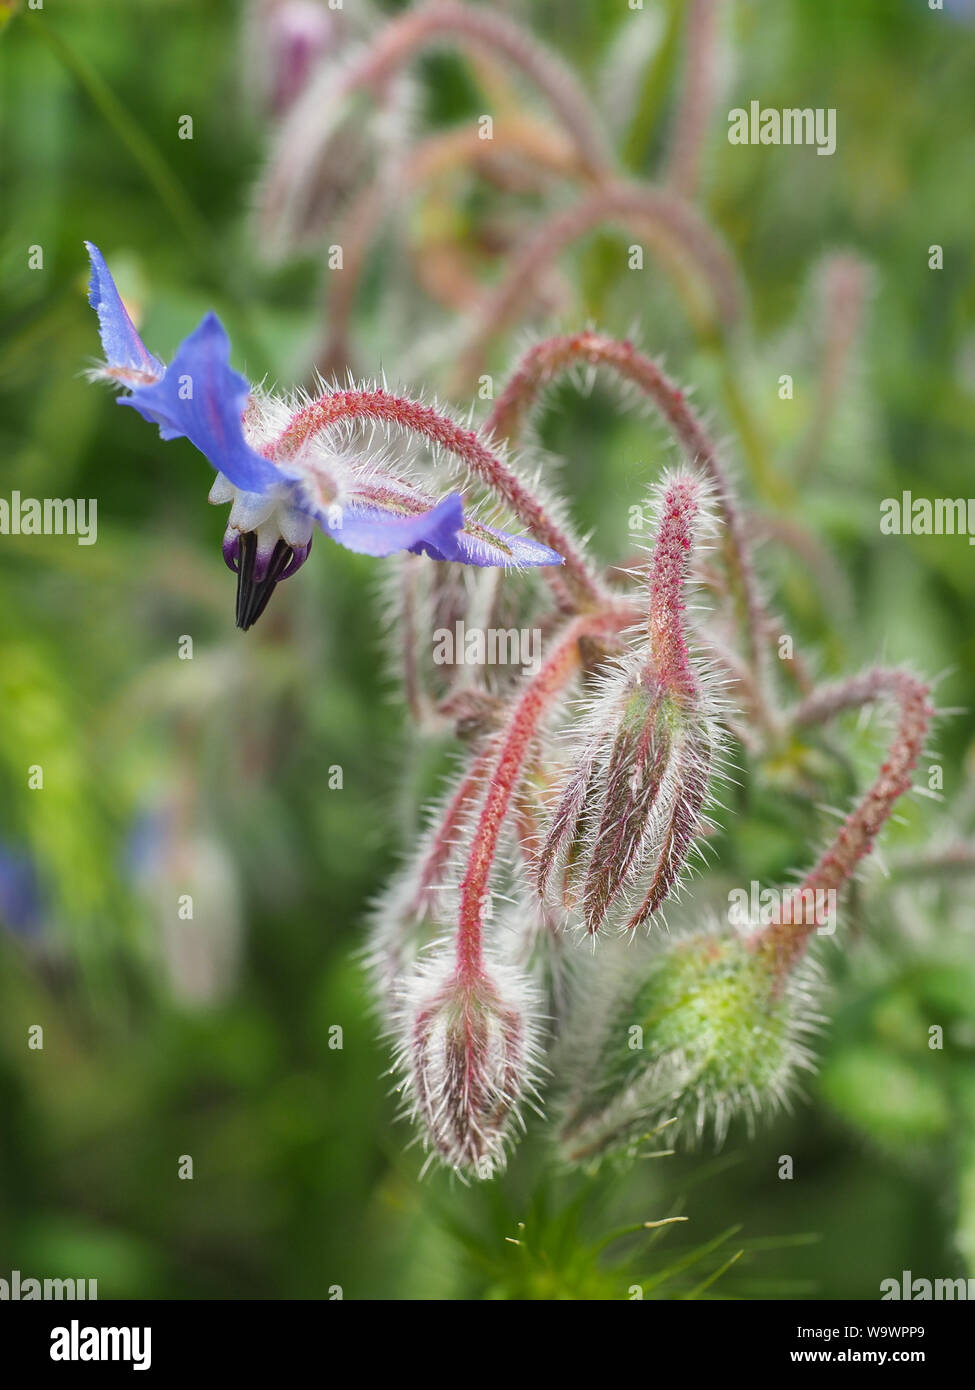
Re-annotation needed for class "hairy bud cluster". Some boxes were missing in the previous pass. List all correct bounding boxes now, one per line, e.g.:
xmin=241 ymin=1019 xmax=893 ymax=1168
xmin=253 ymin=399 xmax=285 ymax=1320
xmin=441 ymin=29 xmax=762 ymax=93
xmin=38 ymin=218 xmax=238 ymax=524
xmin=74 ymin=0 xmax=938 ymax=1191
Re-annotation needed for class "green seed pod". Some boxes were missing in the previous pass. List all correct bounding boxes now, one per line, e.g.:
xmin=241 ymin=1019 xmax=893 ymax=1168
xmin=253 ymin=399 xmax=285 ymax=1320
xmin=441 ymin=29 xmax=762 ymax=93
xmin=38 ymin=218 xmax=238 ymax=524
xmin=559 ymin=925 xmax=821 ymax=1164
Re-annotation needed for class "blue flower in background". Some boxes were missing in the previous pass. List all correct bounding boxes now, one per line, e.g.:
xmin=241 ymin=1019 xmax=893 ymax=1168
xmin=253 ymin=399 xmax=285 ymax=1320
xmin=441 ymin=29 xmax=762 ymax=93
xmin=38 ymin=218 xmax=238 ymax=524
xmin=0 ymin=844 xmax=44 ymax=940
xmin=85 ymin=243 xmax=563 ymax=628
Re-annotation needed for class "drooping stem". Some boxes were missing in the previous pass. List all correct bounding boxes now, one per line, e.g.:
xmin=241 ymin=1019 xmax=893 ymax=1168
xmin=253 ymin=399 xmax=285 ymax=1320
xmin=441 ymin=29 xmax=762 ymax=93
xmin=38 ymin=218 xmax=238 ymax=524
xmin=269 ymin=386 xmax=604 ymax=604
xmin=485 ymin=332 xmax=769 ymax=703
xmin=406 ymin=748 xmax=495 ymax=923
xmin=314 ymin=117 xmax=581 ymax=378
xmin=759 ymin=668 xmax=933 ymax=978
xmin=343 ymin=0 xmax=611 ymax=178
xmin=795 ymin=252 xmax=871 ymax=482
xmin=454 ymin=181 xmax=743 ymax=383
xmin=663 ymin=0 xmax=721 ymax=200
xmin=455 ymin=607 xmax=631 ymax=983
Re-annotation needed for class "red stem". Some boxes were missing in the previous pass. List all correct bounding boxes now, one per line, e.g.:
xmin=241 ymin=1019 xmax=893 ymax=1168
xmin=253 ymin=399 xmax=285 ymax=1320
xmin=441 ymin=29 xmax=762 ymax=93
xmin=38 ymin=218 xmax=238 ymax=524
xmin=485 ymin=331 xmax=768 ymax=699
xmin=455 ymin=608 xmax=629 ymax=982
xmin=346 ymin=0 xmax=611 ymax=178
xmin=664 ymin=0 xmax=720 ymax=201
xmin=759 ymin=668 xmax=933 ymax=978
xmin=455 ymin=181 xmax=743 ymax=384
xmin=407 ymin=748 xmax=494 ymax=922
xmin=648 ymin=475 xmax=701 ymax=700
xmin=269 ymin=386 xmax=603 ymax=603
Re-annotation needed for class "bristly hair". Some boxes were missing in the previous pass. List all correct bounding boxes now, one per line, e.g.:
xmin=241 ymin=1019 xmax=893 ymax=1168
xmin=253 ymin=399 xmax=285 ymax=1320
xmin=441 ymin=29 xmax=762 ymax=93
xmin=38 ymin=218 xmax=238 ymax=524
xmin=555 ymin=916 xmax=826 ymax=1166
xmin=535 ymin=470 xmax=736 ymax=938
xmin=387 ymin=936 xmax=546 ymax=1179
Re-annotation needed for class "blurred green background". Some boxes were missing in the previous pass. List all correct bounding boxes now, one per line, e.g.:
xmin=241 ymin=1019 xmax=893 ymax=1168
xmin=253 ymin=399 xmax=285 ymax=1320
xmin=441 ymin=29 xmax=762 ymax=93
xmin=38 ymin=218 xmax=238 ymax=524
xmin=1 ymin=0 xmax=974 ymax=1299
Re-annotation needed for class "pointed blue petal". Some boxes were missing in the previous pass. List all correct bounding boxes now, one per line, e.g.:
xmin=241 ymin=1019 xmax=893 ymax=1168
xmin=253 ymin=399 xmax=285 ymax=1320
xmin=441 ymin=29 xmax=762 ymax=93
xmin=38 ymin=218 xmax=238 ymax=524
xmin=321 ymin=492 xmax=466 ymax=558
xmin=85 ymin=242 xmax=165 ymax=378
xmin=119 ymin=312 xmax=282 ymax=494
xmin=442 ymin=524 xmax=565 ymax=568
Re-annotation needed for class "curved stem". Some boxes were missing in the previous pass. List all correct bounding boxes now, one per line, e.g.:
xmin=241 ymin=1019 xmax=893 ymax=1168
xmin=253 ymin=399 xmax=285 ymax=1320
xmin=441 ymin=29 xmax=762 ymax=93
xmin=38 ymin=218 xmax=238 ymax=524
xmin=269 ymin=386 xmax=604 ymax=605
xmin=759 ymin=668 xmax=933 ymax=979
xmin=454 ymin=607 xmax=631 ymax=983
xmin=454 ymin=180 xmax=744 ymax=384
xmin=314 ymin=117 xmax=582 ymax=378
xmin=344 ymin=0 xmax=612 ymax=179
xmin=664 ymin=0 xmax=720 ymax=201
xmin=485 ymin=331 xmax=770 ymax=711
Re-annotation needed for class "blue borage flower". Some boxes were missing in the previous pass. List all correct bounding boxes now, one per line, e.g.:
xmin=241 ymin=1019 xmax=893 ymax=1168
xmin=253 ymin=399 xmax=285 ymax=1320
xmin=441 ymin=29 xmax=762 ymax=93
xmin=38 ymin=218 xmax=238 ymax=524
xmin=85 ymin=242 xmax=563 ymax=628
xmin=0 ymin=844 xmax=44 ymax=939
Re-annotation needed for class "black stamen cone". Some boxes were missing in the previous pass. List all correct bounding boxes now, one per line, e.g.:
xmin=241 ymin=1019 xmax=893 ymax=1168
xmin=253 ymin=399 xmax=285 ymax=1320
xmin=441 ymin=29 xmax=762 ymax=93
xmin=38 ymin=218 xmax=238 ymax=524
xmin=235 ymin=533 xmax=294 ymax=631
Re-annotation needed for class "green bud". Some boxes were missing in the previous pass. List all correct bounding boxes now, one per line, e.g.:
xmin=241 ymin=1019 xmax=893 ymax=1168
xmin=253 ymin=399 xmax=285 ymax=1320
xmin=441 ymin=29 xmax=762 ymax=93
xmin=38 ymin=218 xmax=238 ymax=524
xmin=559 ymin=927 xmax=819 ymax=1164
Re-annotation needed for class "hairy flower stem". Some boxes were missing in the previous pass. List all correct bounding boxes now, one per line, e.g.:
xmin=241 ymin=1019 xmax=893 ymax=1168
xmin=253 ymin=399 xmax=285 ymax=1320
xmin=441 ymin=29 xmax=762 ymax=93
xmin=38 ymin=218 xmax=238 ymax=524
xmin=314 ymin=118 xmax=580 ymax=377
xmin=647 ymin=476 xmax=701 ymax=698
xmin=455 ymin=608 xmax=631 ymax=984
xmin=664 ymin=0 xmax=720 ymax=200
xmin=344 ymin=0 xmax=611 ymax=178
xmin=407 ymin=748 xmax=495 ymax=923
xmin=455 ymin=181 xmax=743 ymax=385
xmin=759 ymin=668 xmax=933 ymax=980
xmin=486 ymin=332 xmax=771 ymax=719
xmin=269 ymin=387 xmax=604 ymax=605
xmin=796 ymin=253 xmax=871 ymax=482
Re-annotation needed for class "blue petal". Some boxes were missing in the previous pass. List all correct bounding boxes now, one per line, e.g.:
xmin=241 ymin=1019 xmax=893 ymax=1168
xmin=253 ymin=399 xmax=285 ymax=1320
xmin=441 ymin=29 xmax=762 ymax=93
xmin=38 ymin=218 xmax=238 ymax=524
xmin=322 ymin=492 xmax=466 ymax=558
xmin=0 ymin=844 xmax=44 ymax=938
xmin=85 ymin=242 xmax=164 ymax=377
xmin=119 ymin=313 xmax=283 ymax=494
xmin=320 ymin=493 xmax=564 ymax=568
xmin=437 ymin=524 xmax=565 ymax=568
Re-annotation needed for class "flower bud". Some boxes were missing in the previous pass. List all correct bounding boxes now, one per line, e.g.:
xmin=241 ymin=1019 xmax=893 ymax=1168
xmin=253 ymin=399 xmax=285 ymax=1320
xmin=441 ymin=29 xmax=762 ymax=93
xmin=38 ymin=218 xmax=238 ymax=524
xmin=394 ymin=949 xmax=540 ymax=1178
xmin=537 ymin=473 xmax=719 ymax=933
xmin=559 ymin=925 xmax=818 ymax=1164
xmin=129 ymin=807 xmax=242 ymax=1007
xmin=246 ymin=0 xmax=339 ymax=116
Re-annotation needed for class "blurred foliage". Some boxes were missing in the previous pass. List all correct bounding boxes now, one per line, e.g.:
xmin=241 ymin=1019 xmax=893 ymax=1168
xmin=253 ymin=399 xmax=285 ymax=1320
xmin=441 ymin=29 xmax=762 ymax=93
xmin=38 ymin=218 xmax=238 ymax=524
xmin=1 ymin=0 xmax=974 ymax=1298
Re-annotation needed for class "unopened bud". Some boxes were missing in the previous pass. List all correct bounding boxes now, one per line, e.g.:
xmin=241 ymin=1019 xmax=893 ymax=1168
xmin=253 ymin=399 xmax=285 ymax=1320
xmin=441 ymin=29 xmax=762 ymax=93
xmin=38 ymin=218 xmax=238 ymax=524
xmin=394 ymin=950 xmax=540 ymax=1178
xmin=247 ymin=0 xmax=339 ymax=116
xmin=538 ymin=473 xmax=720 ymax=933
xmin=559 ymin=926 xmax=819 ymax=1164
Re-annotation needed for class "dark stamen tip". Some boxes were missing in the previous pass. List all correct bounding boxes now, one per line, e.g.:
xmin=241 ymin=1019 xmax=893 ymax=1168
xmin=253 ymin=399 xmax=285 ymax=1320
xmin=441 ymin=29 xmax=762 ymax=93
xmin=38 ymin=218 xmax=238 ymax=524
xmin=234 ymin=533 xmax=294 ymax=631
